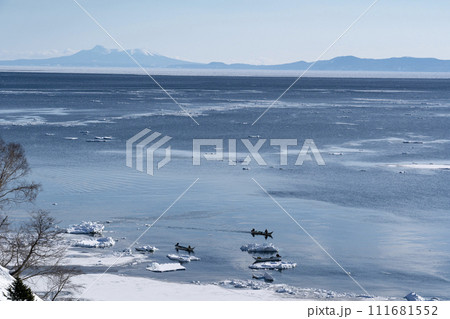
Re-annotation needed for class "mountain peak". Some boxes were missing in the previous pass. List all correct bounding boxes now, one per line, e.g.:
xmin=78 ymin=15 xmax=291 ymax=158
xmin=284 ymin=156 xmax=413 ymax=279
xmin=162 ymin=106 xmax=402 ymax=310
xmin=89 ymin=45 xmax=111 ymax=54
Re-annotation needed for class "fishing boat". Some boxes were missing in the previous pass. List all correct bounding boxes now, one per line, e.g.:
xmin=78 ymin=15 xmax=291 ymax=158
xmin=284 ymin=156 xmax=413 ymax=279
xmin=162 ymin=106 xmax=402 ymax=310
xmin=250 ymin=229 xmax=273 ymax=237
xmin=175 ymin=243 xmax=195 ymax=252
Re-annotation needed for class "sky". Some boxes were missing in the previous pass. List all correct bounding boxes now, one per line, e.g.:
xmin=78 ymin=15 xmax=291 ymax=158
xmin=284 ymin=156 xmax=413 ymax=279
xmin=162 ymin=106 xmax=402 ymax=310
xmin=1 ymin=0 xmax=450 ymax=64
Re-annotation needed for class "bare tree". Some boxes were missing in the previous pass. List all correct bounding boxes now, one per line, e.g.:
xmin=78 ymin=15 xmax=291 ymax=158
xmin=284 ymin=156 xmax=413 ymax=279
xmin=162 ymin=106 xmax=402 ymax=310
xmin=42 ymin=266 xmax=83 ymax=301
xmin=4 ymin=211 xmax=66 ymax=278
xmin=0 ymin=138 xmax=40 ymax=210
xmin=0 ymin=139 xmax=82 ymax=300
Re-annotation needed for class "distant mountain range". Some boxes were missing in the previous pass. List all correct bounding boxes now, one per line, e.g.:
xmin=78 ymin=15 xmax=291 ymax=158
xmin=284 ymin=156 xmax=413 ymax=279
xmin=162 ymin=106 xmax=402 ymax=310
xmin=2 ymin=45 xmax=450 ymax=72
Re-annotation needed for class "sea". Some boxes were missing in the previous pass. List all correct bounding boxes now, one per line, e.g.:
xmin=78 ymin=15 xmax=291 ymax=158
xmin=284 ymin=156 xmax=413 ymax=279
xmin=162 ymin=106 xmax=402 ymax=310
xmin=1 ymin=71 xmax=450 ymax=300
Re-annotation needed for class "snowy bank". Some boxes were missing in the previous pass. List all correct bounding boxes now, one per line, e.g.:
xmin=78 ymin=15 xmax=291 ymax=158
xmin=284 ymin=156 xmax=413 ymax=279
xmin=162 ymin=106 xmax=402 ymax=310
xmin=71 ymin=273 xmax=287 ymax=301
xmin=72 ymin=237 xmax=115 ymax=248
xmin=0 ymin=266 xmax=14 ymax=301
xmin=240 ymin=243 xmax=279 ymax=253
xmin=0 ymin=266 xmax=41 ymax=301
xmin=66 ymin=221 xmax=104 ymax=235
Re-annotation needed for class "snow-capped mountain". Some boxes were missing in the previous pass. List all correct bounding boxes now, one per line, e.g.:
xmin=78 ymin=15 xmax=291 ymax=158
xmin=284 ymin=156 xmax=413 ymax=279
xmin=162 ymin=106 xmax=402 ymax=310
xmin=2 ymin=45 xmax=450 ymax=72
xmin=0 ymin=45 xmax=195 ymax=68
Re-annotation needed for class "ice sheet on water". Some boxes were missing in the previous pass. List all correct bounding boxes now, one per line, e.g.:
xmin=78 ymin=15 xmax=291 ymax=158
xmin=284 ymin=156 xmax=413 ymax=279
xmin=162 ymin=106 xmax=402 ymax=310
xmin=146 ymin=262 xmax=186 ymax=272
xmin=167 ymin=254 xmax=200 ymax=262
xmin=72 ymin=237 xmax=115 ymax=248
xmin=66 ymin=221 xmax=104 ymax=235
xmin=249 ymin=261 xmax=297 ymax=270
xmin=240 ymin=243 xmax=278 ymax=253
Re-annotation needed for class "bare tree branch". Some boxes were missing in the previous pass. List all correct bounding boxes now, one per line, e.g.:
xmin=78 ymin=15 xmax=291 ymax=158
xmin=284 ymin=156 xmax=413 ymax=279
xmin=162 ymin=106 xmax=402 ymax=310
xmin=0 ymin=138 xmax=41 ymax=210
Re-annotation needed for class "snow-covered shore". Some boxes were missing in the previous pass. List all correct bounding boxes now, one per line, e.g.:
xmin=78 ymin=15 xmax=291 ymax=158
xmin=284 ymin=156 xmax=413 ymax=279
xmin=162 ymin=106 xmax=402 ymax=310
xmin=71 ymin=273 xmax=288 ymax=301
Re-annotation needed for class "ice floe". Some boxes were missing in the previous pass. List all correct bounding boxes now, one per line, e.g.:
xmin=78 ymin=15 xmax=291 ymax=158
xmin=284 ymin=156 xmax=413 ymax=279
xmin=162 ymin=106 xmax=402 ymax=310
xmin=249 ymin=261 xmax=297 ymax=270
xmin=62 ymin=248 xmax=147 ymax=267
xmin=240 ymin=243 xmax=279 ymax=253
xmin=146 ymin=262 xmax=186 ymax=272
xmin=252 ymin=272 xmax=274 ymax=282
xmin=72 ymin=237 xmax=115 ymax=248
xmin=217 ymin=280 xmax=381 ymax=300
xmin=135 ymin=245 xmax=158 ymax=252
xmin=66 ymin=221 xmax=104 ymax=235
xmin=167 ymin=254 xmax=200 ymax=262
xmin=404 ymin=292 xmax=425 ymax=301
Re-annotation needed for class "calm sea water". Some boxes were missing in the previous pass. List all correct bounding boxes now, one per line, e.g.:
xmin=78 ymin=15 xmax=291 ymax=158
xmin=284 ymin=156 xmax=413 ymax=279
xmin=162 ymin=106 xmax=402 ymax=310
xmin=1 ymin=71 xmax=450 ymax=299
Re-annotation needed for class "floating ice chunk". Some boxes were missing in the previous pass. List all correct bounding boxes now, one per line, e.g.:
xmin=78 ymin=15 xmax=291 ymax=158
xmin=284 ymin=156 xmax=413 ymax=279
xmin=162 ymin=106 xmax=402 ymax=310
xmin=252 ymin=273 xmax=265 ymax=280
xmin=263 ymin=272 xmax=274 ymax=282
xmin=135 ymin=245 xmax=158 ymax=252
xmin=72 ymin=237 xmax=115 ymax=248
xmin=253 ymin=272 xmax=274 ymax=282
xmin=167 ymin=254 xmax=200 ymax=262
xmin=146 ymin=262 xmax=185 ymax=272
xmin=240 ymin=243 xmax=279 ymax=253
xmin=249 ymin=261 xmax=297 ymax=270
xmin=404 ymin=292 xmax=425 ymax=301
xmin=66 ymin=221 xmax=104 ymax=235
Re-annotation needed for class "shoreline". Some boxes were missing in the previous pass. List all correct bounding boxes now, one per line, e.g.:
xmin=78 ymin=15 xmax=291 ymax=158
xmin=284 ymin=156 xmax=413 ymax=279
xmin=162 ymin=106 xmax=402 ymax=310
xmin=2 ymin=66 xmax=450 ymax=79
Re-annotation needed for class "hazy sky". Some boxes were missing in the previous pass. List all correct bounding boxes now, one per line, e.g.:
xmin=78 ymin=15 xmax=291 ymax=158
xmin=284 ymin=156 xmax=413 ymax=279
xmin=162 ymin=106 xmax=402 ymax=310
xmin=1 ymin=0 xmax=449 ymax=64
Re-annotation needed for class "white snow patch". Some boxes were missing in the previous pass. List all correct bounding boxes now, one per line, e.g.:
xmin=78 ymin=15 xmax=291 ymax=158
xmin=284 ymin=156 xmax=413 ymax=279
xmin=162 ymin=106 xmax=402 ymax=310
xmin=66 ymin=221 xmax=104 ymax=235
xmin=70 ymin=273 xmax=285 ymax=300
xmin=146 ymin=262 xmax=186 ymax=272
xmin=240 ymin=243 xmax=279 ymax=253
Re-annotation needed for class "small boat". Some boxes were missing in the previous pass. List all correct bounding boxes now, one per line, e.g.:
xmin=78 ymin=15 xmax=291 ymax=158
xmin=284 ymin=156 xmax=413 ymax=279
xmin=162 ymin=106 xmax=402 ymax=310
xmin=253 ymin=255 xmax=282 ymax=263
xmin=250 ymin=229 xmax=273 ymax=237
xmin=175 ymin=243 xmax=194 ymax=252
